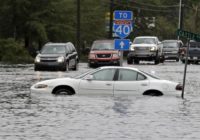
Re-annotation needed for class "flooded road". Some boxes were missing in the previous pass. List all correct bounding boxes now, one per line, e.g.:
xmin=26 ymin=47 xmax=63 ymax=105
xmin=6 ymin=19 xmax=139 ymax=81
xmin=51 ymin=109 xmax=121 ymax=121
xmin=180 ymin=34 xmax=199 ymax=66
xmin=0 ymin=62 xmax=200 ymax=140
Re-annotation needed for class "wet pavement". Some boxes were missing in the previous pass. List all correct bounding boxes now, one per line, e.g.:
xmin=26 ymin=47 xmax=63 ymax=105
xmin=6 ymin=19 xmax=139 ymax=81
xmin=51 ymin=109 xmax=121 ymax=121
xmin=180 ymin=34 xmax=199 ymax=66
xmin=0 ymin=61 xmax=200 ymax=140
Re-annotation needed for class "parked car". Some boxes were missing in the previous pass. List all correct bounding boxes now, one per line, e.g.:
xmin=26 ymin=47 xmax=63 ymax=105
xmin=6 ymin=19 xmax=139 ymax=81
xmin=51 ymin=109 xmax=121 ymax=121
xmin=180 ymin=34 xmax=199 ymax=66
xmin=34 ymin=42 xmax=79 ymax=71
xmin=180 ymin=40 xmax=200 ymax=64
xmin=31 ymin=66 xmax=182 ymax=96
xmin=88 ymin=40 xmax=120 ymax=67
xmin=127 ymin=36 xmax=164 ymax=64
xmin=162 ymin=40 xmax=183 ymax=61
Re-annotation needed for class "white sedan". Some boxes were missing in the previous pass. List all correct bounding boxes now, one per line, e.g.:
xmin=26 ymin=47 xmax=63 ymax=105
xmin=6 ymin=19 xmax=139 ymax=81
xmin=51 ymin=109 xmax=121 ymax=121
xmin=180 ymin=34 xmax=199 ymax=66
xmin=30 ymin=66 xmax=182 ymax=96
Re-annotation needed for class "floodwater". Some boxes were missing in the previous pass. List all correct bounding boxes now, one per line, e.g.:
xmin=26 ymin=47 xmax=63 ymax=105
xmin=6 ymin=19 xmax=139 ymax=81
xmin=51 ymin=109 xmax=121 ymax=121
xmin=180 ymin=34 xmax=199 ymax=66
xmin=0 ymin=62 xmax=200 ymax=140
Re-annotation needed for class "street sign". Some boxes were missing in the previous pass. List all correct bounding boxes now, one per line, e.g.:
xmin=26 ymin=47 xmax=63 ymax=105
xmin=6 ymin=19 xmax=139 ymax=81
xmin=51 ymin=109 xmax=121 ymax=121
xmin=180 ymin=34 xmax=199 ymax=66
xmin=113 ymin=10 xmax=133 ymax=39
xmin=114 ymin=39 xmax=130 ymax=50
xmin=177 ymin=29 xmax=200 ymax=41
xmin=113 ymin=22 xmax=133 ymax=39
xmin=114 ymin=10 xmax=133 ymax=20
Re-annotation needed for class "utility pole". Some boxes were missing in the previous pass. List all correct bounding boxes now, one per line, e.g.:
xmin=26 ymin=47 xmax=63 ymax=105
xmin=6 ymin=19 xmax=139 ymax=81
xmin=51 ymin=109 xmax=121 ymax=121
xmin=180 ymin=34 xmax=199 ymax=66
xmin=77 ymin=0 xmax=81 ymax=55
xmin=109 ymin=0 xmax=114 ymax=39
xmin=178 ymin=0 xmax=182 ymax=40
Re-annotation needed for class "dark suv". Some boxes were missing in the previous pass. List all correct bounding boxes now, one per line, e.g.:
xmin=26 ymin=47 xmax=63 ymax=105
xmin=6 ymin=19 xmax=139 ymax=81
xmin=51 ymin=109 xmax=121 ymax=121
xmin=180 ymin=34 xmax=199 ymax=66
xmin=180 ymin=40 xmax=200 ymax=64
xmin=162 ymin=40 xmax=183 ymax=61
xmin=88 ymin=40 xmax=120 ymax=67
xmin=34 ymin=42 xmax=78 ymax=71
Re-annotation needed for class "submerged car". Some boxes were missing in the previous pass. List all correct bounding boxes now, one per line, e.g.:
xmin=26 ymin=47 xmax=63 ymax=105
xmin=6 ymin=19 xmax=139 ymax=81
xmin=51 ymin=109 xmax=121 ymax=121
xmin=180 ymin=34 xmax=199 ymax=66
xmin=88 ymin=40 xmax=120 ymax=67
xmin=162 ymin=40 xmax=183 ymax=61
xmin=31 ymin=66 xmax=182 ymax=96
xmin=34 ymin=42 xmax=78 ymax=71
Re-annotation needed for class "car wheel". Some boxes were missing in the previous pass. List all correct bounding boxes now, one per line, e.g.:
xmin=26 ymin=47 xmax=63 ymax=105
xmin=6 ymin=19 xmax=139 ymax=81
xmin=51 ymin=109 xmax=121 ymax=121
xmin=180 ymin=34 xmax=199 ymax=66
xmin=127 ymin=58 xmax=133 ymax=64
xmin=154 ymin=58 xmax=159 ymax=65
xmin=72 ymin=61 xmax=78 ymax=71
xmin=176 ymin=58 xmax=179 ymax=62
xmin=62 ymin=62 xmax=69 ymax=71
xmin=34 ymin=65 xmax=39 ymax=71
xmin=143 ymin=90 xmax=163 ymax=96
xmin=181 ymin=60 xmax=185 ymax=63
xmin=88 ymin=63 xmax=94 ymax=68
xmin=134 ymin=59 xmax=139 ymax=64
xmin=54 ymin=88 xmax=73 ymax=95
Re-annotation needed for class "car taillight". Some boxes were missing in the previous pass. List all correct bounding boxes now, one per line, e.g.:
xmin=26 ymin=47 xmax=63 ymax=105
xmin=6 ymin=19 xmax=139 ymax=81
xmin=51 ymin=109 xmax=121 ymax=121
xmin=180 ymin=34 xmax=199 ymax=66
xmin=176 ymin=84 xmax=183 ymax=91
xmin=89 ymin=53 xmax=96 ymax=59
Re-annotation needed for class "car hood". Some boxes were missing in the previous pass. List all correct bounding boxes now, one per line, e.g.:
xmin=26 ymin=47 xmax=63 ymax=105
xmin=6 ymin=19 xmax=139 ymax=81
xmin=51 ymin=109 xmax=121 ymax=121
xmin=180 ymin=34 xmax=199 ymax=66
xmin=132 ymin=44 xmax=157 ymax=47
xmin=37 ymin=53 xmax=65 ymax=57
xmin=90 ymin=50 xmax=118 ymax=54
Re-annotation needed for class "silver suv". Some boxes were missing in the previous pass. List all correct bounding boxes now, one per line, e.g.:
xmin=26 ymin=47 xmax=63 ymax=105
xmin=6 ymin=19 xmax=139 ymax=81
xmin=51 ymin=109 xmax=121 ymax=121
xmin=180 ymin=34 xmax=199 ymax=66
xmin=127 ymin=36 xmax=164 ymax=64
xmin=34 ymin=42 xmax=78 ymax=71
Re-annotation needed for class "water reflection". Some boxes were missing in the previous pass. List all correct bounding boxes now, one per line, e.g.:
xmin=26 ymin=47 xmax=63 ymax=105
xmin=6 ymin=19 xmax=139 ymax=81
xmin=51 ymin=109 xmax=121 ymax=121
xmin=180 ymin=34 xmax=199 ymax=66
xmin=1 ymin=63 xmax=200 ymax=140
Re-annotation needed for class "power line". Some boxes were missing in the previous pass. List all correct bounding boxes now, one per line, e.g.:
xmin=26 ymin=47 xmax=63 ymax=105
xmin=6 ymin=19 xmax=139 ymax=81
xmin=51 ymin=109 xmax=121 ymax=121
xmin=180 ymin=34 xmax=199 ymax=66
xmin=129 ymin=1 xmax=179 ymax=8
xmin=103 ymin=1 xmax=177 ymax=13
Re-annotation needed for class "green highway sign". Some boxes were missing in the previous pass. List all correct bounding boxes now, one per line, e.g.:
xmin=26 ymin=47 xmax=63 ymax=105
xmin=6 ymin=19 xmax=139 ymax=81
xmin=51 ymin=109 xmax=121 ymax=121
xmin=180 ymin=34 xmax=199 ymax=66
xmin=177 ymin=29 xmax=200 ymax=41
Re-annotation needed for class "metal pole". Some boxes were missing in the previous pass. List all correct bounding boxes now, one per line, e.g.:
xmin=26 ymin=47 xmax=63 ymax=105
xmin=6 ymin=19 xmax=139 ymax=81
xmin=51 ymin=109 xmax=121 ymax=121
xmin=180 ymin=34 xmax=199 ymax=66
xmin=182 ymin=39 xmax=190 ymax=99
xmin=77 ymin=0 xmax=81 ymax=55
xmin=120 ymin=51 xmax=123 ymax=66
xmin=178 ymin=0 xmax=182 ymax=40
xmin=109 ymin=0 xmax=114 ymax=39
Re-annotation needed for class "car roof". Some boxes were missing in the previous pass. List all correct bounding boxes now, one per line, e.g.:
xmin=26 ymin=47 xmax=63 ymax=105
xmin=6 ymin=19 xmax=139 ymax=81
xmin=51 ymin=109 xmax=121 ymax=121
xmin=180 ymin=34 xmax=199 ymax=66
xmin=45 ymin=42 xmax=72 ymax=46
xmin=99 ymin=66 xmax=139 ymax=71
xmin=162 ymin=40 xmax=180 ymax=42
xmin=93 ymin=40 xmax=114 ymax=43
xmin=135 ymin=36 xmax=157 ymax=39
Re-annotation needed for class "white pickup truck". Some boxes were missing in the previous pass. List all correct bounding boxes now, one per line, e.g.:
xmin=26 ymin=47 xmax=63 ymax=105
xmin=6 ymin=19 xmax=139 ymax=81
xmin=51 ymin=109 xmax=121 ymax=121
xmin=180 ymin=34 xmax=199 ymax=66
xmin=127 ymin=36 xmax=164 ymax=65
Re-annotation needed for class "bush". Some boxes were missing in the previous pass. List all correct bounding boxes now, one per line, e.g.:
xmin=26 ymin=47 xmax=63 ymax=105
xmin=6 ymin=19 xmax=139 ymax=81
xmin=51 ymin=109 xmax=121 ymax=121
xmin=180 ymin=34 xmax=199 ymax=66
xmin=0 ymin=38 xmax=33 ymax=64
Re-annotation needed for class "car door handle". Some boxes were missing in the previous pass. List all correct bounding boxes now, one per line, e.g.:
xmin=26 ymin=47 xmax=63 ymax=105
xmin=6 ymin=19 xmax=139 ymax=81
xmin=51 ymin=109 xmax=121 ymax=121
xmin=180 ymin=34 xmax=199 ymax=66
xmin=141 ymin=83 xmax=148 ymax=86
xmin=106 ymin=83 xmax=112 ymax=86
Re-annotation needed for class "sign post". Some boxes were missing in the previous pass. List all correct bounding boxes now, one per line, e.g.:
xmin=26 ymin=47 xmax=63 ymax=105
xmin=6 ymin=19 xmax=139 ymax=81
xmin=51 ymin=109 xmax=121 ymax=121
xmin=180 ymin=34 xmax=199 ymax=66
xmin=177 ymin=29 xmax=200 ymax=99
xmin=113 ymin=10 xmax=133 ymax=66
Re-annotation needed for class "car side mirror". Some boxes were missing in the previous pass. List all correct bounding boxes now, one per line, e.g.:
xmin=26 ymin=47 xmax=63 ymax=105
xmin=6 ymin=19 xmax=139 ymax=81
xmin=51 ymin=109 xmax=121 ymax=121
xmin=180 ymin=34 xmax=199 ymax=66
xmin=84 ymin=75 xmax=94 ymax=81
xmin=36 ymin=50 xmax=40 ymax=54
xmin=84 ymin=47 xmax=90 ymax=54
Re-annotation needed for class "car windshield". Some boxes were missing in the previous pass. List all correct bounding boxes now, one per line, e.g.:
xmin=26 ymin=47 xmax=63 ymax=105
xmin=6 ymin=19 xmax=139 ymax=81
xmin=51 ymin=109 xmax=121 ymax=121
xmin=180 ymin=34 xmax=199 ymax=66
xmin=133 ymin=38 xmax=156 ymax=44
xmin=41 ymin=45 xmax=66 ymax=54
xmin=163 ymin=42 xmax=178 ymax=48
xmin=91 ymin=42 xmax=114 ymax=50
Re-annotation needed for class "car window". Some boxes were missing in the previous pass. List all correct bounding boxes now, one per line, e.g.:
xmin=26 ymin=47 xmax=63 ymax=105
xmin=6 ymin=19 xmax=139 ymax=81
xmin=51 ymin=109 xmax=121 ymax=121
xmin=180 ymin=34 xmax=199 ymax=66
xmin=118 ymin=69 xmax=137 ymax=81
xmin=92 ymin=69 xmax=116 ymax=81
xmin=137 ymin=73 xmax=146 ymax=80
xmin=91 ymin=42 xmax=114 ymax=50
xmin=71 ymin=45 xmax=76 ymax=52
xmin=41 ymin=45 xmax=66 ymax=54
xmin=133 ymin=38 xmax=156 ymax=44
xmin=118 ymin=69 xmax=146 ymax=81
xmin=163 ymin=42 xmax=178 ymax=48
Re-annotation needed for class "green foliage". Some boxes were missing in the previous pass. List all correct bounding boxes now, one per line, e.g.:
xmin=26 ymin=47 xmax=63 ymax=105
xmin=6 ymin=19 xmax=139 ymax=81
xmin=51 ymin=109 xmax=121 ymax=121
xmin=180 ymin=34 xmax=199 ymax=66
xmin=0 ymin=38 xmax=33 ymax=63
xmin=0 ymin=0 xmax=199 ymax=63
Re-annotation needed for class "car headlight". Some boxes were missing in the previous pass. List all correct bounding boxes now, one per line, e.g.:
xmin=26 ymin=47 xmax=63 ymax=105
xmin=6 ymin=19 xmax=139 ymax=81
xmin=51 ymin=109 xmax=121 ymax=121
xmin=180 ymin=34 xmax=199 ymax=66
xmin=57 ymin=56 xmax=64 ymax=63
xmin=35 ymin=56 xmax=40 ymax=63
xmin=34 ymin=84 xmax=48 ymax=89
xmin=130 ymin=45 xmax=135 ymax=51
xmin=150 ymin=46 xmax=157 ymax=51
xmin=112 ymin=53 xmax=119 ymax=58
xmin=89 ymin=53 xmax=96 ymax=59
